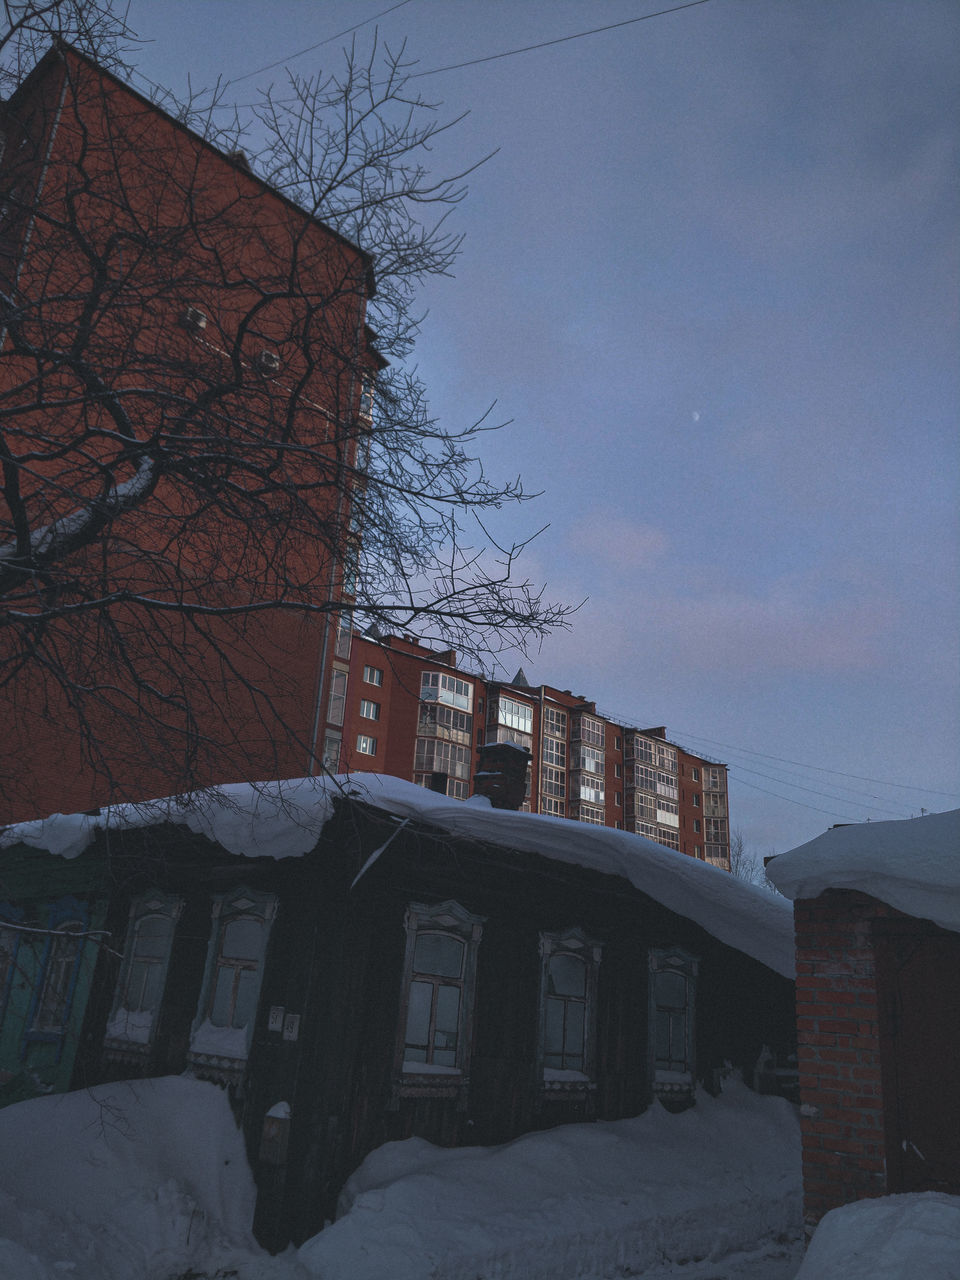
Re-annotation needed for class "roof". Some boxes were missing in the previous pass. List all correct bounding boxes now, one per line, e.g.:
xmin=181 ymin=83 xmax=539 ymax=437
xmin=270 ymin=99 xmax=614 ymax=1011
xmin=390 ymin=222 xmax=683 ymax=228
xmin=1 ymin=774 xmax=795 ymax=976
xmin=766 ymin=809 xmax=960 ymax=935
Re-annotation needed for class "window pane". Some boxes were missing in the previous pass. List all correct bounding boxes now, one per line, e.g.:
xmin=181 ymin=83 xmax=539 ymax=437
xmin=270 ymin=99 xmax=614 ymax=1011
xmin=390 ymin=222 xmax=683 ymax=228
xmin=135 ymin=915 xmax=173 ymax=959
xmin=656 ymin=970 xmax=686 ymax=1009
xmin=655 ymin=1008 xmax=672 ymax=1062
xmin=233 ymin=967 xmax=259 ymax=1028
xmin=404 ymin=980 xmax=432 ymax=1052
xmin=221 ymin=917 xmax=262 ymax=961
xmin=211 ymin=966 xmax=234 ymax=1026
xmin=549 ymin=953 xmax=586 ymax=998
xmin=564 ymin=1000 xmax=585 ymax=1066
xmin=414 ymin=932 xmax=463 ymax=978
xmin=434 ymin=983 xmax=460 ymax=1048
xmin=544 ymin=995 xmax=564 ymax=1063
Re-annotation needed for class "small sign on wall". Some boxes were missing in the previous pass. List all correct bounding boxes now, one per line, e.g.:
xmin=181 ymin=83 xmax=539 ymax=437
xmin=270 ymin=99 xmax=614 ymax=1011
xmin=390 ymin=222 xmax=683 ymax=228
xmin=282 ymin=1012 xmax=300 ymax=1042
xmin=268 ymin=1005 xmax=284 ymax=1033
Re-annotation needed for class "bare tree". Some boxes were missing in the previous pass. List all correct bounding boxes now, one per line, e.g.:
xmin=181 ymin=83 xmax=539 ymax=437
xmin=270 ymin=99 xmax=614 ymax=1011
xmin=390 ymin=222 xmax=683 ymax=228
xmin=728 ymin=829 xmax=777 ymax=891
xmin=0 ymin=2 xmax=569 ymax=818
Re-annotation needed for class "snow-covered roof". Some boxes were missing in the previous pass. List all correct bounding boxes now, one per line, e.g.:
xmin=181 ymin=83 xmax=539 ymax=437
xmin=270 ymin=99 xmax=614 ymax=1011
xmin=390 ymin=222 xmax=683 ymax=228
xmin=766 ymin=809 xmax=960 ymax=935
xmin=2 ymin=773 xmax=795 ymax=977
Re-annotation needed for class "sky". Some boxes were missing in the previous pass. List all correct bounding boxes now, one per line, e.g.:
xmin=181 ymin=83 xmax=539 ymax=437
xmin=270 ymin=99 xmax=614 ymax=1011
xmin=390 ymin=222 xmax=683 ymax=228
xmin=116 ymin=0 xmax=959 ymax=855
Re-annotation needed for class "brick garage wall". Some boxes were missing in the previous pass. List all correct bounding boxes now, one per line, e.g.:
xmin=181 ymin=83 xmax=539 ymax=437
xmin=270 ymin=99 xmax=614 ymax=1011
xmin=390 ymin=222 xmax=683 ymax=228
xmin=794 ymin=889 xmax=896 ymax=1229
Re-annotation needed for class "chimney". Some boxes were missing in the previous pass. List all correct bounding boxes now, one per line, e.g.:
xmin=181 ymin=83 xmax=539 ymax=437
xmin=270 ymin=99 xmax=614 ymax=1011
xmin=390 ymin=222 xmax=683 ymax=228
xmin=472 ymin=740 xmax=530 ymax=811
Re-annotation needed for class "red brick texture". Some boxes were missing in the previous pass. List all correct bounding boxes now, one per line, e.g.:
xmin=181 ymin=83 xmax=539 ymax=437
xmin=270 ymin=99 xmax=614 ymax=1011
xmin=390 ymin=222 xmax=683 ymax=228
xmin=794 ymin=890 xmax=900 ymax=1229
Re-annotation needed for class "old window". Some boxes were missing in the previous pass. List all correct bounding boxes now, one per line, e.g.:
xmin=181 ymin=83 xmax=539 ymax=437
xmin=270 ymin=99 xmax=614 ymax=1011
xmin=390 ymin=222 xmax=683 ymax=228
xmin=34 ymin=923 xmax=83 ymax=1032
xmin=106 ymin=892 xmax=182 ymax=1046
xmin=539 ymin=928 xmax=602 ymax=1084
xmin=189 ymin=887 xmax=276 ymax=1070
xmin=648 ymin=948 xmax=698 ymax=1101
xmin=398 ymin=901 xmax=484 ymax=1078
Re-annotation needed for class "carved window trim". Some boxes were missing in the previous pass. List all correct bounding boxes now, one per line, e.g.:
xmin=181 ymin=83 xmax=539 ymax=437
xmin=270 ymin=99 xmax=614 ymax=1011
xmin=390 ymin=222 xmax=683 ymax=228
xmin=648 ymin=947 xmax=699 ymax=1102
xmin=538 ymin=927 xmax=602 ymax=1096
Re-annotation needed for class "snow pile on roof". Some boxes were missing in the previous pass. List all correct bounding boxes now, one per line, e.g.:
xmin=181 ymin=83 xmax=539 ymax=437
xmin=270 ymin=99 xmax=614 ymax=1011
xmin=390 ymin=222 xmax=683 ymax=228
xmin=767 ymin=809 xmax=960 ymax=935
xmin=795 ymin=1193 xmax=960 ymax=1280
xmin=2 ymin=773 xmax=795 ymax=976
xmin=0 ymin=1077 xmax=285 ymax=1280
xmin=299 ymin=1077 xmax=802 ymax=1280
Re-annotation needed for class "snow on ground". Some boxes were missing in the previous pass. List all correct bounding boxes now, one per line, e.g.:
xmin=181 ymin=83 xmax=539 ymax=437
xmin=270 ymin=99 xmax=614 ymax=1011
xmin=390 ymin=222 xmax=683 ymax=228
xmin=2 ymin=1071 xmax=958 ymax=1278
xmin=0 ymin=1076 xmax=303 ymax=1280
xmin=795 ymin=1193 xmax=960 ymax=1279
xmin=298 ymin=1076 xmax=802 ymax=1280
xmin=767 ymin=808 xmax=960 ymax=935
xmin=1 ymin=772 xmax=795 ymax=976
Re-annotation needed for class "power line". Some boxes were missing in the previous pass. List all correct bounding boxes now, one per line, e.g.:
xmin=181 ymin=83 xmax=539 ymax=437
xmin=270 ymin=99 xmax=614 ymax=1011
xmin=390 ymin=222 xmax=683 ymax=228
xmin=408 ymin=1 xmax=712 ymax=79
xmin=726 ymin=764 xmax=913 ymax=820
xmin=225 ymin=0 xmax=416 ymax=87
xmin=671 ymin=728 xmax=960 ymax=799
xmin=731 ymin=777 xmax=864 ymax=824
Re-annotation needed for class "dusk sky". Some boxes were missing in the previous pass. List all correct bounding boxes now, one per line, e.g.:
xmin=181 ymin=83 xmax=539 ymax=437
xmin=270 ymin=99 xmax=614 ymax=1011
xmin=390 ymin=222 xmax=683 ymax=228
xmin=123 ymin=0 xmax=959 ymax=855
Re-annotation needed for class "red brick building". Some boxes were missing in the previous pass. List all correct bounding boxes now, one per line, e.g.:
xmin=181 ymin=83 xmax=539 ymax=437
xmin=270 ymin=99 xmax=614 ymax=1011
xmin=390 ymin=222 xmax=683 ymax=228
xmin=0 ymin=46 xmax=381 ymax=821
xmin=767 ymin=811 xmax=960 ymax=1231
xmin=334 ymin=633 xmax=731 ymax=869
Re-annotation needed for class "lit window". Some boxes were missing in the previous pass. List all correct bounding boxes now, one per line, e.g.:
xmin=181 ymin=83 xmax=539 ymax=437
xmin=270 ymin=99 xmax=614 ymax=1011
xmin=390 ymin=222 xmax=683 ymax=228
xmin=648 ymin=948 xmax=698 ymax=1100
xmin=359 ymin=699 xmax=380 ymax=721
xmin=106 ymin=892 xmax=182 ymax=1046
xmin=539 ymin=929 xmax=601 ymax=1082
xmin=398 ymin=901 xmax=484 ymax=1077
xmin=363 ymin=665 xmax=383 ymax=686
xmin=357 ymin=734 xmax=377 ymax=755
xmin=326 ymin=668 xmax=348 ymax=727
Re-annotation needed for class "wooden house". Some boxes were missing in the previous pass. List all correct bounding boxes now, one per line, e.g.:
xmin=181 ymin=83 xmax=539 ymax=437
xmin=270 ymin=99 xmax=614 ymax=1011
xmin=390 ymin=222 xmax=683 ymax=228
xmin=2 ymin=770 xmax=796 ymax=1250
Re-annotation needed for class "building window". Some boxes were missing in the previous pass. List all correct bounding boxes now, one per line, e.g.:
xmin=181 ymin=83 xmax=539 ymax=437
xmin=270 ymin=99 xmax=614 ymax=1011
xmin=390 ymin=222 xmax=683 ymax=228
xmin=693 ymin=845 xmax=702 ymax=858
xmin=0 ymin=913 xmax=21 ymax=1019
xmin=492 ymin=695 xmax=533 ymax=736
xmin=326 ymin=668 xmax=348 ymax=727
xmin=356 ymin=734 xmax=377 ymax=755
xmin=359 ymin=699 xmax=380 ymax=721
xmin=690 ymin=767 xmax=700 ymax=782
xmin=542 ymin=736 xmax=566 ymax=768
xmin=692 ymin=793 xmax=700 ymax=808
xmin=615 ymin=791 xmax=622 ymax=807
xmin=398 ymin=901 xmax=484 ymax=1078
xmin=421 ymin=671 xmax=473 ymax=712
xmin=657 ymin=827 xmax=680 ymax=850
xmin=322 ymin=731 xmax=342 ymax=772
xmin=539 ymin=928 xmax=601 ymax=1083
xmin=575 ymin=715 xmax=605 ymax=747
xmin=363 ymin=664 xmax=383 ymax=687
xmin=541 ymin=796 xmax=565 ymax=817
xmin=648 ymin=948 xmax=698 ymax=1101
xmin=414 ymin=737 xmax=470 ymax=780
xmin=106 ymin=892 xmax=182 ymax=1046
xmin=541 ymin=765 xmax=566 ymax=798
xmin=693 ymin=818 xmax=701 ymax=833
xmin=334 ymin=611 xmax=352 ymax=659
xmin=615 ymin=763 xmax=622 ymax=779
xmin=579 ymin=774 xmax=605 ymax=805
xmin=579 ymin=744 xmax=604 ymax=775
xmin=418 ymin=702 xmax=472 ymax=744
xmin=576 ymin=802 xmax=605 ymax=825
xmin=543 ymin=706 xmax=568 ymax=737
xmin=190 ymin=887 xmax=276 ymax=1069
xmin=33 ymin=924 xmax=84 ymax=1032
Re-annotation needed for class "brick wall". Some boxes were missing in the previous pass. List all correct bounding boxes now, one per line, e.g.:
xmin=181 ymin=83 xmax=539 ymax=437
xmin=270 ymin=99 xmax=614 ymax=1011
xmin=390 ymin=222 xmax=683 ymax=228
xmin=794 ymin=889 xmax=896 ymax=1229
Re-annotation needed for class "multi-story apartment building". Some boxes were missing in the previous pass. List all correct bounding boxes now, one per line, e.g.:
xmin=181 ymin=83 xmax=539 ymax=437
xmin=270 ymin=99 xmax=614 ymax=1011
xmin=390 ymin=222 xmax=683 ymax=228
xmin=338 ymin=633 xmax=731 ymax=870
xmin=0 ymin=46 xmax=381 ymax=821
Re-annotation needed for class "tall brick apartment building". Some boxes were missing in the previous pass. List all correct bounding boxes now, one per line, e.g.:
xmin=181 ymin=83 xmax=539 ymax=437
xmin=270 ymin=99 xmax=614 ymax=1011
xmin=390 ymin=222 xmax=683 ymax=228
xmin=333 ymin=633 xmax=731 ymax=869
xmin=0 ymin=45 xmax=381 ymax=821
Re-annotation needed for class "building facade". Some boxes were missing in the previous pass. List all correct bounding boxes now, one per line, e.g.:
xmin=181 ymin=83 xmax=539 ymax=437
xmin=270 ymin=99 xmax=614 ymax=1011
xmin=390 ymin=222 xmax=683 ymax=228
xmin=337 ymin=633 xmax=731 ymax=870
xmin=0 ymin=45 xmax=381 ymax=822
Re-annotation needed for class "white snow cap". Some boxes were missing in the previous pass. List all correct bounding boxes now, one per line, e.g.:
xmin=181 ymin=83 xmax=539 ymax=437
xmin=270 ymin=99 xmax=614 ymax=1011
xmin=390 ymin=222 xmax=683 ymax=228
xmin=767 ymin=809 xmax=960 ymax=935
xmin=2 ymin=773 xmax=795 ymax=976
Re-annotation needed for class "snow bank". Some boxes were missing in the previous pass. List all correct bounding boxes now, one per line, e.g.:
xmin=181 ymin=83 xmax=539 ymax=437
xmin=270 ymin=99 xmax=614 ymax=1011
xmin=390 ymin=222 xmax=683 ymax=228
xmin=298 ymin=1077 xmax=802 ymax=1280
xmin=767 ymin=809 xmax=960 ymax=934
xmin=0 ymin=1076 xmax=302 ymax=1280
xmin=795 ymin=1193 xmax=960 ymax=1280
xmin=1 ymin=773 xmax=795 ymax=976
